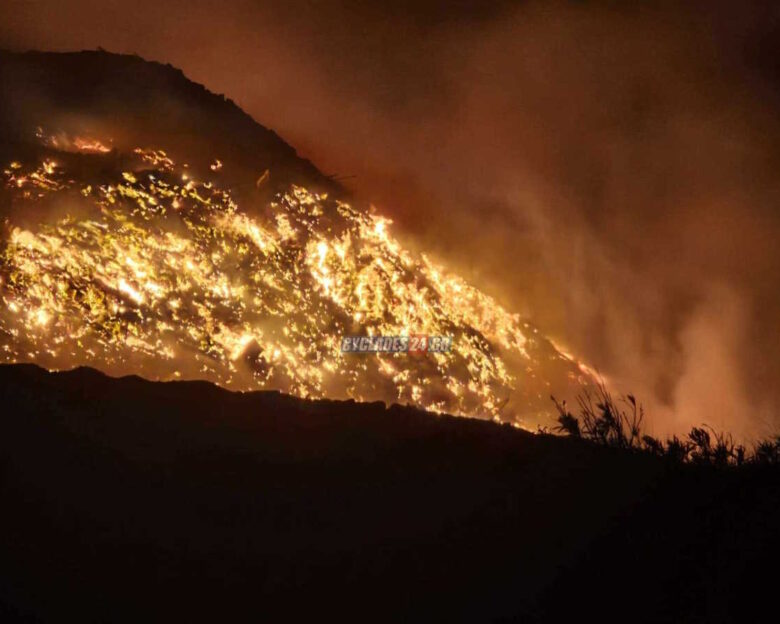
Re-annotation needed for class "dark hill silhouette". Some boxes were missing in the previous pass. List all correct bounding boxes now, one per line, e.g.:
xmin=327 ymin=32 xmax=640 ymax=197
xmin=0 ymin=49 xmax=338 ymax=195
xmin=0 ymin=364 xmax=776 ymax=622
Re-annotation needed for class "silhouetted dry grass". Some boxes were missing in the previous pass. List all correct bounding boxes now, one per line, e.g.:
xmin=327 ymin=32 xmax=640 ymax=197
xmin=553 ymin=383 xmax=779 ymax=467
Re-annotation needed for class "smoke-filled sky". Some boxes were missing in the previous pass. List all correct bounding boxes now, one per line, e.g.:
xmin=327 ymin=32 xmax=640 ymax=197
xmin=2 ymin=0 xmax=780 ymax=439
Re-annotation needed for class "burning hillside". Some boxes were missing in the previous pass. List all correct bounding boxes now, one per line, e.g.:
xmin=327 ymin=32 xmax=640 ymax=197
xmin=0 ymin=51 xmax=593 ymax=428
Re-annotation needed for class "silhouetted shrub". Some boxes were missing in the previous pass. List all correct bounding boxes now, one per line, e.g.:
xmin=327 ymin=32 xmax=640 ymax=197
xmin=754 ymin=436 xmax=780 ymax=465
xmin=553 ymin=381 xmax=643 ymax=450
xmin=688 ymin=427 xmax=713 ymax=465
xmin=551 ymin=397 xmax=580 ymax=437
xmin=641 ymin=435 xmax=664 ymax=457
xmin=552 ymin=387 xmax=775 ymax=468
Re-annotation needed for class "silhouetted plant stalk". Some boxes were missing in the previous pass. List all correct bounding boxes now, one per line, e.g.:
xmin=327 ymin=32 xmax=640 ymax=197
xmin=552 ymin=383 xmax=779 ymax=467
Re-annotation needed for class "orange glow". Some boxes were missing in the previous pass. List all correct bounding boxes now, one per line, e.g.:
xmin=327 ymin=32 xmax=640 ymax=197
xmin=0 ymin=137 xmax=593 ymax=424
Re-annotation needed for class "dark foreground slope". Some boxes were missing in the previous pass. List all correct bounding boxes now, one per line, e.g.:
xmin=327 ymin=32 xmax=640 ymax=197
xmin=0 ymin=364 xmax=777 ymax=623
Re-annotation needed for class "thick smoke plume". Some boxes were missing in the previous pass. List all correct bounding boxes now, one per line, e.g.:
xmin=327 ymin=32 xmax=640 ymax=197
xmin=2 ymin=0 xmax=780 ymax=438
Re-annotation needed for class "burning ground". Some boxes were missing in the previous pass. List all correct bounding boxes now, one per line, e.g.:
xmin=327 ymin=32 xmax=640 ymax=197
xmin=0 ymin=52 xmax=593 ymax=428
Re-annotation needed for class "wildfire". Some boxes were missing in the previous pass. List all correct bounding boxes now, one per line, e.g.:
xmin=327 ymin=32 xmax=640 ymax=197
xmin=36 ymin=128 xmax=112 ymax=154
xmin=0 ymin=138 xmax=593 ymax=425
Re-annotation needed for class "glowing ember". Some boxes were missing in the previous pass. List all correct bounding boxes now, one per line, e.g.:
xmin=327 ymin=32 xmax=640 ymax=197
xmin=36 ymin=128 xmax=113 ymax=153
xmin=0 ymin=138 xmax=593 ymax=424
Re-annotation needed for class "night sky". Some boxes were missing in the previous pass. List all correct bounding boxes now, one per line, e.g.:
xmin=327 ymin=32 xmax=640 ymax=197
xmin=2 ymin=0 xmax=780 ymax=438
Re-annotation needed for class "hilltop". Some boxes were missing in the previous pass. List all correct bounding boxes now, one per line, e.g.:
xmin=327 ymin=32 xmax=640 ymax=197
xmin=0 ymin=49 xmax=336 ymax=194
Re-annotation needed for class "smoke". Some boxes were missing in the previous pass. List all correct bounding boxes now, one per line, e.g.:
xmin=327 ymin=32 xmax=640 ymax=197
xmin=2 ymin=0 xmax=780 ymax=438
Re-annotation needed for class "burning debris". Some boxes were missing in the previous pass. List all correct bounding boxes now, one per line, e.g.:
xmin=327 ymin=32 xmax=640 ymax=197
xmin=0 ymin=135 xmax=592 ymax=426
xmin=35 ymin=127 xmax=113 ymax=154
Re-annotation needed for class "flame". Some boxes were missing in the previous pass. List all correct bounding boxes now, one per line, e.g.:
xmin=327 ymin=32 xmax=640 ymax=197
xmin=0 ymin=139 xmax=593 ymax=423
xmin=73 ymin=138 xmax=112 ymax=153
xmin=36 ymin=128 xmax=112 ymax=153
